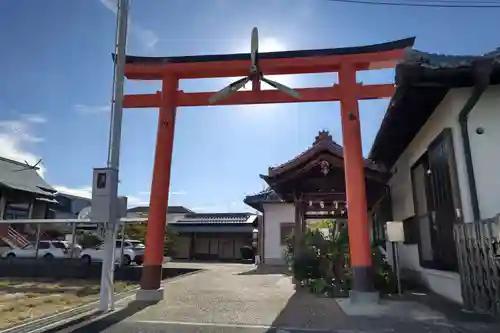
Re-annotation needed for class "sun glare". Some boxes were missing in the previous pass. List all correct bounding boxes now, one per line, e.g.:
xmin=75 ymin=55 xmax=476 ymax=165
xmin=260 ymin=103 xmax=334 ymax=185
xmin=226 ymin=36 xmax=295 ymax=91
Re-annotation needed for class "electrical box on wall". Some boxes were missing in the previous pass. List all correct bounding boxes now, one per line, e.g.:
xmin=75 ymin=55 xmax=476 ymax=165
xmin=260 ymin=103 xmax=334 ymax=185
xmin=91 ymin=168 xmax=119 ymax=222
xmin=386 ymin=221 xmax=405 ymax=243
xmin=117 ymin=196 xmax=128 ymax=218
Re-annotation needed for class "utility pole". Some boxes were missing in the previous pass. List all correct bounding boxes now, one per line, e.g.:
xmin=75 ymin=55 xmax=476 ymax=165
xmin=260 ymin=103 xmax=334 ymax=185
xmin=99 ymin=0 xmax=129 ymax=312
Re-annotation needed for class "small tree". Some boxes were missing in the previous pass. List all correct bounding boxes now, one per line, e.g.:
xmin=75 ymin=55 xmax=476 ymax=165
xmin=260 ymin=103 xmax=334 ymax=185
xmin=79 ymin=231 xmax=103 ymax=248
xmin=163 ymin=227 xmax=177 ymax=256
xmin=121 ymin=222 xmax=178 ymax=256
xmin=123 ymin=222 xmax=147 ymax=242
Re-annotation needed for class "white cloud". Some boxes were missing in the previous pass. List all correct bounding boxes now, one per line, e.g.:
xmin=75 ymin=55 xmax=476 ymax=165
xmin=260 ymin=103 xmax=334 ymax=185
xmin=99 ymin=0 xmax=159 ymax=50
xmin=99 ymin=0 xmax=117 ymax=12
xmin=52 ymin=187 xmax=184 ymax=208
xmin=139 ymin=190 xmax=186 ymax=197
xmin=54 ymin=185 xmax=148 ymax=207
xmin=127 ymin=195 xmax=148 ymax=207
xmin=22 ymin=114 xmax=47 ymax=124
xmin=74 ymin=104 xmax=110 ymax=115
xmin=53 ymin=185 xmax=93 ymax=199
xmin=134 ymin=26 xmax=159 ymax=49
xmin=191 ymin=201 xmax=251 ymax=213
xmin=0 ymin=114 xmax=46 ymax=177
xmin=170 ymin=190 xmax=187 ymax=196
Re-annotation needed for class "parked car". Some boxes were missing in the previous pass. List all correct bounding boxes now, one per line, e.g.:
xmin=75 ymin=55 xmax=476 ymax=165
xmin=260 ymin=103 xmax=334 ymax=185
xmin=2 ymin=240 xmax=72 ymax=260
xmin=61 ymin=241 xmax=83 ymax=258
xmin=79 ymin=239 xmax=145 ymax=266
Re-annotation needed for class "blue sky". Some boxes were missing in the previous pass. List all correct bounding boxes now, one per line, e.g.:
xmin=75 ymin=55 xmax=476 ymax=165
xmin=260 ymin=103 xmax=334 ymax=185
xmin=0 ymin=0 xmax=498 ymax=212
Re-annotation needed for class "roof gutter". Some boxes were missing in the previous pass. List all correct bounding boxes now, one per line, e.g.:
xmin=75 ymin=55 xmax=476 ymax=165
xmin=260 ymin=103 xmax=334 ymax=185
xmin=458 ymin=58 xmax=493 ymax=222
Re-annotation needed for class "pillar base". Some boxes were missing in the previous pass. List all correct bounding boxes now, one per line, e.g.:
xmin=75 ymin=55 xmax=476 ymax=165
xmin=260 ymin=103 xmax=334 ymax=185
xmin=348 ymin=290 xmax=380 ymax=305
xmin=135 ymin=287 xmax=164 ymax=302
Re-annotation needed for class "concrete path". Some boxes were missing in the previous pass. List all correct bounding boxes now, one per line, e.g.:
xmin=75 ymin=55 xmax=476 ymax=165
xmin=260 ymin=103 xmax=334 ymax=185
xmin=65 ymin=263 xmax=500 ymax=333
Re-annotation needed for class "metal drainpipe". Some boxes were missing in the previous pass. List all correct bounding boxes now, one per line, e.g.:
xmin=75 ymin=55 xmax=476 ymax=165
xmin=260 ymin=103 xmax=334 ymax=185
xmin=458 ymin=58 xmax=493 ymax=222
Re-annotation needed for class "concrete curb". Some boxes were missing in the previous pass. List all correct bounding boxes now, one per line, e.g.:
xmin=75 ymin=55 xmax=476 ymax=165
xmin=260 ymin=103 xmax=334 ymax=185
xmin=0 ymin=269 xmax=204 ymax=333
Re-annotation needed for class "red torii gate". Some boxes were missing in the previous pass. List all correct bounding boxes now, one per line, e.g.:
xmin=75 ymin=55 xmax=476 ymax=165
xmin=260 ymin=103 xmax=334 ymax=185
xmin=122 ymin=36 xmax=415 ymax=301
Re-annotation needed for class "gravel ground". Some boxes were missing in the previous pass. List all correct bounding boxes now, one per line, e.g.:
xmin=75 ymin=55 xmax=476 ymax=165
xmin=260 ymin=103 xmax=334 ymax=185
xmin=60 ymin=263 xmax=500 ymax=333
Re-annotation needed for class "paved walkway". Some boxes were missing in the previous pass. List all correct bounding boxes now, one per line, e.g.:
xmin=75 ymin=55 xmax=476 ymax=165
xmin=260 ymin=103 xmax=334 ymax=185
xmin=66 ymin=263 xmax=500 ymax=333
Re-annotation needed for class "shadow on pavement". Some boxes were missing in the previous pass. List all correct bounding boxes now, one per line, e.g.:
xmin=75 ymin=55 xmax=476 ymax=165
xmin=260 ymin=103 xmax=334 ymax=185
xmin=63 ymin=301 xmax=159 ymax=333
xmin=263 ymin=287 xmax=500 ymax=333
xmin=238 ymin=265 xmax=292 ymax=276
xmin=263 ymin=289 xmax=352 ymax=332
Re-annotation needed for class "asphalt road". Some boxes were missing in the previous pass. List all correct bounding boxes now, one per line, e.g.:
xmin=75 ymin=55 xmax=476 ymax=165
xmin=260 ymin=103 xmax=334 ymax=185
xmin=59 ymin=318 xmax=487 ymax=333
xmin=65 ymin=320 xmax=337 ymax=333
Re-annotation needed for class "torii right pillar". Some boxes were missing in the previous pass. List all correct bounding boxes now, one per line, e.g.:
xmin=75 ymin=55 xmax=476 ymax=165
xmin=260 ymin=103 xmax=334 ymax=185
xmin=338 ymin=64 xmax=378 ymax=304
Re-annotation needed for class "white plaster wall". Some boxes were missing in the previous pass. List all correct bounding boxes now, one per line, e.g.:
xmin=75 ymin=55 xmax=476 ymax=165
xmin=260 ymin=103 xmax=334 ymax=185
xmin=262 ymin=203 xmax=295 ymax=264
xmin=386 ymin=88 xmax=480 ymax=304
xmin=467 ymin=86 xmax=500 ymax=219
xmin=389 ymin=88 xmax=474 ymax=224
xmin=167 ymin=213 xmax=187 ymax=224
xmin=125 ymin=212 xmax=187 ymax=225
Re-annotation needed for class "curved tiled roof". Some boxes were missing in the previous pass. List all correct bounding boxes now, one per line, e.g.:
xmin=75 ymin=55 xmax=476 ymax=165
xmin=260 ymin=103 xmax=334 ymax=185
xmin=243 ymin=188 xmax=283 ymax=212
xmin=267 ymin=130 xmax=386 ymax=177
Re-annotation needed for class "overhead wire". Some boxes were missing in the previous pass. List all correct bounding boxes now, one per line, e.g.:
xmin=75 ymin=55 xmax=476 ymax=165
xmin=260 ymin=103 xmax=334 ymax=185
xmin=323 ymin=0 xmax=500 ymax=8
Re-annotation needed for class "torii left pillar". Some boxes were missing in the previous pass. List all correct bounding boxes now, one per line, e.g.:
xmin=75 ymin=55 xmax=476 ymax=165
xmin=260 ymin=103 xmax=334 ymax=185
xmin=136 ymin=75 xmax=178 ymax=301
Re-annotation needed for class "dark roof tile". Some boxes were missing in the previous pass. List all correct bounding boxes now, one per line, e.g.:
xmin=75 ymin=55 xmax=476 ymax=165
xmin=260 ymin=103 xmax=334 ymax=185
xmin=172 ymin=212 xmax=257 ymax=225
xmin=369 ymin=46 xmax=500 ymax=167
xmin=127 ymin=205 xmax=194 ymax=214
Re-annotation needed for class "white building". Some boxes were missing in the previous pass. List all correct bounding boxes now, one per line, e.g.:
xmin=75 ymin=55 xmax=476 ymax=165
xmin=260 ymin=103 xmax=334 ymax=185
xmin=368 ymin=48 xmax=500 ymax=304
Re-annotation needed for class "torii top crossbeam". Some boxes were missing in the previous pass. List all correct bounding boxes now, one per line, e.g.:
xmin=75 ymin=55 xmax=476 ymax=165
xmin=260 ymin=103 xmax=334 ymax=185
xmin=121 ymin=37 xmax=415 ymax=108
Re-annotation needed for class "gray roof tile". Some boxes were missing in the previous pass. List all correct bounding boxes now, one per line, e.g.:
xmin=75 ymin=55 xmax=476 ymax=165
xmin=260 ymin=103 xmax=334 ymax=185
xmin=0 ymin=157 xmax=55 ymax=197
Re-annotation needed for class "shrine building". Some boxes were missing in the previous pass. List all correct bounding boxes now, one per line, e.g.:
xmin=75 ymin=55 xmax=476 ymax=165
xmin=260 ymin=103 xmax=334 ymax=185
xmin=244 ymin=130 xmax=391 ymax=266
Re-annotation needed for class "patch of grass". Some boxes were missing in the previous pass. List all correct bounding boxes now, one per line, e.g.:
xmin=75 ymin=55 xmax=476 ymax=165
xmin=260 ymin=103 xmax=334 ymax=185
xmin=0 ymin=279 xmax=138 ymax=330
xmin=75 ymin=285 xmax=100 ymax=297
xmin=0 ymin=280 xmax=12 ymax=287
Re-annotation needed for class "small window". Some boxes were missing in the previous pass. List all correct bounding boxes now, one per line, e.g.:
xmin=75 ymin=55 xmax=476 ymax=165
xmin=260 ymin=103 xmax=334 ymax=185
xmin=39 ymin=242 xmax=50 ymax=249
xmin=280 ymin=223 xmax=295 ymax=245
xmin=115 ymin=241 xmax=122 ymax=248
xmin=96 ymin=173 xmax=107 ymax=189
xmin=52 ymin=242 xmax=67 ymax=249
xmin=128 ymin=240 xmax=145 ymax=248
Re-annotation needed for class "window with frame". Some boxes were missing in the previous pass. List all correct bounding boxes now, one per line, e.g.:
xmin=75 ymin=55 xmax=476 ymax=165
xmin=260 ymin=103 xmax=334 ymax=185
xmin=280 ymin=223 xmax=295 ymax=245
xmin=4 ymin=199 xmax=31 ymax=220
xmin=39 ymin=241 xmax=51 ymax=249
xmin=410 ymin=128 xmax=460 ymax=272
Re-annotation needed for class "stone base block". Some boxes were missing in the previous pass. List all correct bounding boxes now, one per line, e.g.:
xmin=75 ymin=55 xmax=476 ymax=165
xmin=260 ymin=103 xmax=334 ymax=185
xmin=135 ymin=287 xmax=164 ymax=302
xmin=349 ymin=290 xmax=380 ymax=305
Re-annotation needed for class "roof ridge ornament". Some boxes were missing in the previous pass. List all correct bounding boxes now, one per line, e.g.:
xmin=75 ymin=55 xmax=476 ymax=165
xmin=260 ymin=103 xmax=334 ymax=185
xmin=313 ymin=130 xmax=333 ymax=145
xmin=319 ymin=160 xmax=330 ymax=176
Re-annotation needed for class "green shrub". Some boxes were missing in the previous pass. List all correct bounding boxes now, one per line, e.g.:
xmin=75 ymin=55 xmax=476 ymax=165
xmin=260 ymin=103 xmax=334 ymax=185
xmin=284 ymin=219 xmax=397 ymax=296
